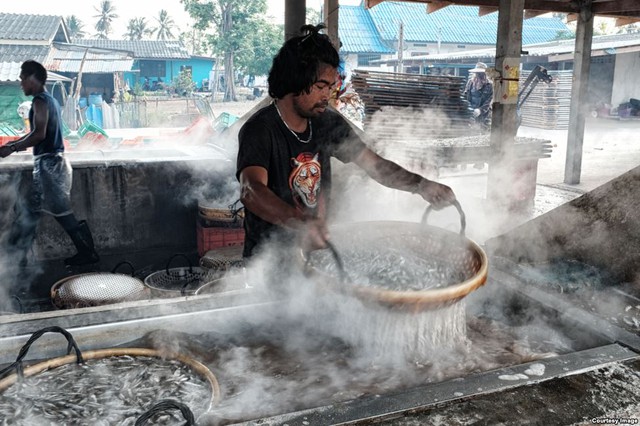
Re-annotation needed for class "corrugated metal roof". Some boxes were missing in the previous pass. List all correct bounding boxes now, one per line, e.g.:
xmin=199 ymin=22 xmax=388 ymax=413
xmin=46 ymin=43 xmax=134 ymax=73
xmin=368 ymin=3 xmax=569 ymax=45
xmin=0 ymin=62 xmax=22 ymax=82
xmin=403 ymin=32 xmax=640 ymax=62
xmin=72 ymin=39 xmax=190 ymax=59
xmin=48 ymin=58 xmax=135 ymax=73
xmin=0 ymin=13 xmax=65 ymax=43
xmin=525 ymin=32 xmax=640 ymax=57
xmin=339 ymin=6 xmax=395 ymax=53
xmin=0 ymin=45 xmax=50 ymax=63
xmin=0 ymin=61 xmax=72 ymax=82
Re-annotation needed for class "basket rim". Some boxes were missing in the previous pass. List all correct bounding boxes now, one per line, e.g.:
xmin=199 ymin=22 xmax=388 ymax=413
xmin=0 ymin=347 xmax=221 ymax=411
xmin=303 ymin=220 xmax=489 ymax=310
xmin=143 ymin=266 xmax=212 ymax=293
xmin=197 ymin=203 xmax=245 ymax=221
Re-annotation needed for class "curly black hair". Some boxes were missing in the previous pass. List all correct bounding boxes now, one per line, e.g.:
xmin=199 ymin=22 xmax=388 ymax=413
xmin=267 ymin=24 xmax=340 ymax=99
xmin=21 ymin=60 xmax=47 ymax=84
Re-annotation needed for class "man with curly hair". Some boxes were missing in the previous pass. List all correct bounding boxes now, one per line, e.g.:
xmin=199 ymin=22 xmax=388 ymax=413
xmin=237 ymin=25 xmax=457 ymax=258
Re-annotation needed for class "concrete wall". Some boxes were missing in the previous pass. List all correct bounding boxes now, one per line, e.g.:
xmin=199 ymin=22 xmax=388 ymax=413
xmin=0 ymin=155 xmax=236 ymax=261
xmin=611 ymin=51 xmax=640 ymax=107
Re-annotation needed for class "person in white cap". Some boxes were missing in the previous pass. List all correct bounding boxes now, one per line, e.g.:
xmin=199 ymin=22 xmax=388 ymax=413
xmin=463 ymin=62 xmax=493 ymax=129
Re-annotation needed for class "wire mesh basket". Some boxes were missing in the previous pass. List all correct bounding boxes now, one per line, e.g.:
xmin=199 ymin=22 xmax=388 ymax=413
xmin=51 ymin=262 xmax=149 ymax=309
xmin=144 ymin=254 xmax=219 ymax=297
xmin=199 ymin=245 xmax=244 ymax=271
xmin=198 ymin=199 xmax=245 ymax=228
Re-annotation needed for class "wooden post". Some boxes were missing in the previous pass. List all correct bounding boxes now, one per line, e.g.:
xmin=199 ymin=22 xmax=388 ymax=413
xmin=285 ymin=0 xmax=306 ymax=40
xmin=564 ymin=0 xmax=594 ymax=184
xmin=487 ymin=0 xmax=525 ymax=212
xmin=324 ymin=0 xmax=340 ymax=51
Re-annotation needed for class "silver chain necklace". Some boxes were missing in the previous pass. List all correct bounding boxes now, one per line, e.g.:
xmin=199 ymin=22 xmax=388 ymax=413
xmin=273 ymin=101 xmax=312 ymax=144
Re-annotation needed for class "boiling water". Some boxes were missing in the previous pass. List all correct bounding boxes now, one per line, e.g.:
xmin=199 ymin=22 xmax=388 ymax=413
xmin=316 ymin=294 xmax=469 ymax=363
xmin=308 ymin=235 xmax=473 ymax=362
xmin=309 ymin=238 xmax=468 ymax=291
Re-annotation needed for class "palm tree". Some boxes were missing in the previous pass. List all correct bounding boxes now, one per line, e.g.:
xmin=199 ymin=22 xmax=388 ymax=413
xmin=124 ymin=17 xmax=154 ymax=40
xmin=154 ymin=9 xmax=176 ymax=40
xmin=66 ymin=15 xmax=87 ymax=39
xmin=94 ymin=0 xmax=118 ymax=39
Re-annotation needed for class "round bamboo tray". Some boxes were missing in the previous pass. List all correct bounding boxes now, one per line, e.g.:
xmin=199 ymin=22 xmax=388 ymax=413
xmin=0 ymin=347 xmax=221 ymax=410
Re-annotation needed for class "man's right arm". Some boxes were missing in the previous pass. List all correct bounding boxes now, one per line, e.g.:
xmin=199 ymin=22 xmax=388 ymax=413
xmin=4 ymin=98 xmax=48 ymax=153
xmin=239 ymin=166 xmax=304 ymax=228
xmin=239 ymin=166 xmax=329 ymax=249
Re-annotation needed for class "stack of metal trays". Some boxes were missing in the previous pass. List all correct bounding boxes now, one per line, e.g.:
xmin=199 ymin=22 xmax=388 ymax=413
xmin=369 ymin=134 xmax=552 ymax=174
xmin=520 ymin=70 xmax=572 ymax=130
xmin=351 ymin=69 xmax=474 ymax=140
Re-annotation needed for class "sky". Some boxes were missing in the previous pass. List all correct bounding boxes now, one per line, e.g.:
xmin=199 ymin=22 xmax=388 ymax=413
xmin=1 ymin=0 xmax=361 ymax=38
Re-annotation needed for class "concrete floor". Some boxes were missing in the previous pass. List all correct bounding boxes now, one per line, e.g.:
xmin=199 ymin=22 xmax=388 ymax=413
xmin=436 ymin=117 xmax=640 ymax=243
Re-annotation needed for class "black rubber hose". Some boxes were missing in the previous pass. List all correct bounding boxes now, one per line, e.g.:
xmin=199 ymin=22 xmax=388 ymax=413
xmin=135 ymin=399 xmax=196 ymax=426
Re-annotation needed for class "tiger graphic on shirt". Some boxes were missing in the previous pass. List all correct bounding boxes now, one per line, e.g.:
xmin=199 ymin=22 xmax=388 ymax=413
xmin=289 ymin=152 xmax=321 ymax=210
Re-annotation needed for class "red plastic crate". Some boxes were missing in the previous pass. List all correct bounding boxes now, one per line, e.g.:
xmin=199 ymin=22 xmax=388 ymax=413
xmin=0 ymin=136 xmax=20 ymax=146
xmin=197 ymin=222 xmax=245 ymax=257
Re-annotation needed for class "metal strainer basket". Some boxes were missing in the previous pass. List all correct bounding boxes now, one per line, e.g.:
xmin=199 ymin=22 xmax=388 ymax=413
xmin=303 ymin=201 xmax=488 ymax=311
xmin=200 ymin=245 xmax=244 ymax=271
xmin=144 ymin=254 xmax=218 ymax=297
xmin=51 ymin=262 xmax=149 ymax=309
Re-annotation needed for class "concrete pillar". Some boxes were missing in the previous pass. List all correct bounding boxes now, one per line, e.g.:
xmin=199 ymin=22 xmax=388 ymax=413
xmin=486 ymin=0 xmax=526 ymax=213
xmin=564 ymin=1 xmax=594 ymax=184
xmin=285 ymin=0 xmax=306 ymax=40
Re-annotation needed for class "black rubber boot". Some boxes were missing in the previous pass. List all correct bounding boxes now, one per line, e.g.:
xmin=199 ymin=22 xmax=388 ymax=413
xmin=65 ymin=220 xmax=100 ymax=266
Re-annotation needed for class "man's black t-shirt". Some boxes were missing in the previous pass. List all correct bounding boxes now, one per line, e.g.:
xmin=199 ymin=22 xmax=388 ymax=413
xmin=237 ymin=102 xmax=365 ymax=257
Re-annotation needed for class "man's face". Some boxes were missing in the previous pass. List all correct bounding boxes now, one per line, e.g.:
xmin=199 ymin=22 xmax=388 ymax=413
xmin=19 ymin=73 xmax=38 ymax=96
xmin=292 ymin=64 xmax=338 ymax=119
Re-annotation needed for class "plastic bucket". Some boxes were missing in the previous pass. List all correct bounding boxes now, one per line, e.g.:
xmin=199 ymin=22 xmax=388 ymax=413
xmin=88 ymin=94 xmax=103 ymax=106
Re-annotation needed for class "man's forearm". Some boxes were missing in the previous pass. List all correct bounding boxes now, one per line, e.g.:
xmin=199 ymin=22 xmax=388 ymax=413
xmin=8 ymin=133 xmax=41 ymax=152
xmin=374 ymin=160 xmax=424 ymax=192
xmin=240 ymin=182 xmax=307 ymax=229
xmin=357 ymin=150 xmax=424 ymax=193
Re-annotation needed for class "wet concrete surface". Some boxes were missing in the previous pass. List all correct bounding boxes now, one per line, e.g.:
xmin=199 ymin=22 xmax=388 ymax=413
xmin=382 ymin=359 xmax=640 ymax=426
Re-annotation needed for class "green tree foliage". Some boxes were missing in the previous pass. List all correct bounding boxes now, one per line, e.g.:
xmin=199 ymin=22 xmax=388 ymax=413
xmin=125 ymin=17 xmax=154 ymax=40
xmin=94 ymin=0 xmax=119 ymax=39
xmin=306 ymin=7 xmax=322 ymax=26
xmin=154 ymin=9 xmax=177 ymax=40
xmin=181 ymin=0 xmax=280 ymax=102
xmin=180 ymin=26 xmax=209 ymax=56
xmin=553 ymin=29 xmax=575 ymax=40
xmin=235 ymin=23 xmax=283 ymax=79
xmin=66 ymin=15 xmax=87 ymax=39
xmin=172 ymin=68 xmax=197 ymax=96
